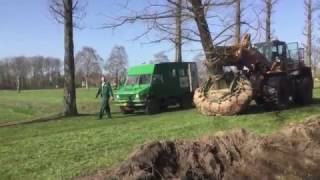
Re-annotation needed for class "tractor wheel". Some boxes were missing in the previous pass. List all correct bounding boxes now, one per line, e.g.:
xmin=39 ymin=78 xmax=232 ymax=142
xmin=293 ymin=76 xmax=313 ymax=105
xmin=193 ymin=75 xmax=252 ymax=116
xmin=145 ymin=98 xmax=160 ymax=115
xmin=262 ymin=75 xmax=290 ymax=110
xmin=120 ymin=106 xmax=134 ymax=114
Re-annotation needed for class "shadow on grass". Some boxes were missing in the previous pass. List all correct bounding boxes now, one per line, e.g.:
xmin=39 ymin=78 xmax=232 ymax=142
xmin=3 ymin=98 xmax=319 ymax=128
xmin=243 ymin=97 xmax=320 ymax=116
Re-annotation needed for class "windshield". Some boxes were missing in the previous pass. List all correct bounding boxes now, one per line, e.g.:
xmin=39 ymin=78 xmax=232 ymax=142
xmin=125 ymin=74 xmax=152 ymax=85
xmin=126 ymin=76 xmax=139 ymax=85
xmin=138 ymin=74 xmax=152 ymax=84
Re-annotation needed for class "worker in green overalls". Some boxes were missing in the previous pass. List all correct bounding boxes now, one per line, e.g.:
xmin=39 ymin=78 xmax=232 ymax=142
xmin=96 ymin=76 xmax=114 ymax=119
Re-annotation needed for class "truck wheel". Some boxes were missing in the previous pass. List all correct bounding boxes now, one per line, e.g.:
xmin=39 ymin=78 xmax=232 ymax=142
xmin=293 ymin=76 xmax=313 ymax=105
xmin=145 ymin=98 xmax=160 ymax=115
xmin=120 ymin=106 xmax=134 ymax=114
xmin=180 ymin=94 xmax=193 ymax=109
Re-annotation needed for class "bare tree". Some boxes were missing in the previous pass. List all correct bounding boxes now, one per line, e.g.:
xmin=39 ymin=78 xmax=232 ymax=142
xmin=105 ymin=45 xmax=128 ymax=87
xmin=0 ymin=56 xmax=62 ymax=90
xmin=104 ymin=0 xmax=200 ymax=63
xmin=263 ymin=0 xmax=278 ymax=41
xmin=304 ymin=0 xmax=317 ymax=68
xmin=189 ymin=0 xmax=223 ymax=77
xmin=49 ymin=0 xmax=86 ymax=116
xmin=312 ymin=45 xmax=320 ymax=76
xmin=175 ymin=0 xmax=183 ymax=62
xmin=235 ymin=0 xmax=241 ymax=43
xmin=75 ymin=47 xmax=102 ymax=89
xmin=150 ymin=51 xmax=170 ymax=64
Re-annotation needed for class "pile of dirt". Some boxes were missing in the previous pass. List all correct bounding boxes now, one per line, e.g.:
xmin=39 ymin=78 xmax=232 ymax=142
xmin=78 ymin=116 xmax=320 ymax=180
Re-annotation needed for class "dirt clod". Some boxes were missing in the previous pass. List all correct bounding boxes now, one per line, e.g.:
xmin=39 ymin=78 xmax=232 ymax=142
xmin=78 ymin=117 xmax=320 ymax=180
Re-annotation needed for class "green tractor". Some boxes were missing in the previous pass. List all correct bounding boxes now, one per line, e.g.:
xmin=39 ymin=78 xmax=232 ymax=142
xmin=114 ymin=62 xmax=198 ymax=114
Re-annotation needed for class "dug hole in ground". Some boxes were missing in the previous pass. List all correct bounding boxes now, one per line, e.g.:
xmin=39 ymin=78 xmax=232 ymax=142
xmin=78 ymin=115 xmax=320 ymax=180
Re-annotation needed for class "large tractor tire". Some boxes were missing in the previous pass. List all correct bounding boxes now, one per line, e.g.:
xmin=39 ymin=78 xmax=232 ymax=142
xmin=193 ymin=75 xmax=252 ymax=116
xmin=293 ymin=75 xmax=313 ymax=105
xmin=262 ymin=75 xmax=290 ymax=110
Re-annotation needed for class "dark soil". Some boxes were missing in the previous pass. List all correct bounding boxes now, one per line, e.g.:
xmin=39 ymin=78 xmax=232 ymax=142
xmin=78 ymin=116 xmax=320 ymax=180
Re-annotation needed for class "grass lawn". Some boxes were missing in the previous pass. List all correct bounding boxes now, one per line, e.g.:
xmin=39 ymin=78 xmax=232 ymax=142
xmin=0 ymin=87 xmax=320 ymax=180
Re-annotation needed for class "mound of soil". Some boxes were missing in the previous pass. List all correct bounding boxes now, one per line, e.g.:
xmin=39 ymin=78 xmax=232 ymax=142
xmin=79 ymin=116 xmax=320 ymax=180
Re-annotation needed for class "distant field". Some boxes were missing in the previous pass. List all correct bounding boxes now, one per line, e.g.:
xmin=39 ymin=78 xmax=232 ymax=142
xmin=0 ymin=87 xmax=320 ymax=180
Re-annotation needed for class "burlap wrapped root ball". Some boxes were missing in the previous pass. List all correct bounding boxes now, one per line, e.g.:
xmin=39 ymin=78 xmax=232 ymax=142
xmin=193 ymin=76 xmax=252 ymax=116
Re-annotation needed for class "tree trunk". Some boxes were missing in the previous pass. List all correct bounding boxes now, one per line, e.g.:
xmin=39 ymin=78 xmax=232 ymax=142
xmin=85 ymin=77 xmax=89 ymax=89
xmin=306 ymin=0 xmax=312 ymax=67
xmin=189 ymin=0 xmax=223 ymax=77
xmin=63 ymin=0 xmax=78 ymax=116
xmin=266 ymin=0 xmax=272 ymax=42
xmin=16 ymin=75 xmax=20 ymax=93
xmin=235 ymin=0 xmax=241 ymax=44
xmin=175 ymin=0 xmax=182 ymax=62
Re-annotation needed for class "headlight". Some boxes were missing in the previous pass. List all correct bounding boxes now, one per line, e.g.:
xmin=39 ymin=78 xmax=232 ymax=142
xmin=135 ymin=94 xmax=139 ymax=99
xmin=116 ymin=95 xmax=120 ymax=99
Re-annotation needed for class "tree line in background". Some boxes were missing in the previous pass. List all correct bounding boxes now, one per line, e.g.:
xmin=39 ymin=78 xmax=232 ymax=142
xmin=0 ymin=56 xmax=62 ymax=90
xmin=0 ymin=45 xmax=172 ymax=91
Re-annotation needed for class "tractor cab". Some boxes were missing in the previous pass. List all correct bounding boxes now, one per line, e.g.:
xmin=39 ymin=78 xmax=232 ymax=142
xmin=254 ymin=40 xmax=305 ymax=72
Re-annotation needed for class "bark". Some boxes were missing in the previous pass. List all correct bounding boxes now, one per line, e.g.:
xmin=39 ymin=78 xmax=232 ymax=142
xmin=63 ymin=0 xmax=78 ymax=116
xmin=235 ymin=0 xmax=241 ymax=44
xmin=265 ymin=0 xmax=272 ymax=41
xmin=306 ymin=0 xmax=312 ymax=67
xmin=85 ymin=77 xmax=89 ymax=89
xmin=189 ymin=0 xmax=223 ymax=76
xmin=16 ymin=75 xmax=20 ymax=93
xmin=175 ymin=0 xmax=182 ymax=62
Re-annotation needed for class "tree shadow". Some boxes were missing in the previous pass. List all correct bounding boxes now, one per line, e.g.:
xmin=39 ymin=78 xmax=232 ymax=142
xmin=243 ymin=97 xmax=320 ymax=115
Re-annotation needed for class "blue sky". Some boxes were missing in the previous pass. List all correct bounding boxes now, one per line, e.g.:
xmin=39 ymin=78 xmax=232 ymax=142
xmin=0 ymin=0 xmax=308 ymax=66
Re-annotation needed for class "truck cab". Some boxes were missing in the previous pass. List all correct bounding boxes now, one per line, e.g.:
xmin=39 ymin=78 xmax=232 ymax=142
xmin=114 ymin=62 xmax=198 ymax=114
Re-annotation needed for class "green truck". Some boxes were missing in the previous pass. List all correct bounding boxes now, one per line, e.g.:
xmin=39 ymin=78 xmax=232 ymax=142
xmin=114 ymin=62 xmax=198 ymax=114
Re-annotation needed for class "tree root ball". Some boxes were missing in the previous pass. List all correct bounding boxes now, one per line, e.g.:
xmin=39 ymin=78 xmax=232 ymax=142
xmin=193 ymin=76 xmax=253 ymax=116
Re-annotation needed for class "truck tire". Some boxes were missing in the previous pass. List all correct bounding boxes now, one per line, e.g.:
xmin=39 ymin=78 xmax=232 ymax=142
xmin=262 ymin=75 xmax=290 ymax=110
xmin=180 ymin=94 xmax=193 ymax=109
xmin=145 ymin=98 xmax=160 ymax=115
xmin=120 ymin=106 xmax=134 ymax=114
xmin=293 ymin=75 xmax=313 ymax=105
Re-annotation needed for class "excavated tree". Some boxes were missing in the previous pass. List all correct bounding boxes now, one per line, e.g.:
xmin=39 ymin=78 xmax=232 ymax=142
xmin=190 ymin=0 xmax=268 ymax=116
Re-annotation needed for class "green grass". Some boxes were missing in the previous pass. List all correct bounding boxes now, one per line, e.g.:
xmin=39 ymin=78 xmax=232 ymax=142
xmin=0 ymin=89 xmax=99 ymax=123
xmin=0 ymin=88 xmax=320 ymax=180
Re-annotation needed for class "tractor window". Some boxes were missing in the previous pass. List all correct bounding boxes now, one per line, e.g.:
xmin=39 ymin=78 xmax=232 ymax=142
xmin=139 ymin=74 xmax=152 ymax=85
xmin=287 ymin=42 xmax=300 ymax=62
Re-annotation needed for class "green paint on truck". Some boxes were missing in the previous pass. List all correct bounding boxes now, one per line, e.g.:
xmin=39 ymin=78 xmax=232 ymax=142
xmin=127 ymin=64 xmax=155 ymax=75
xmin=114 ymin=62 xmax=199 ymax=114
